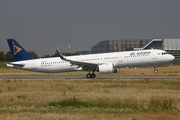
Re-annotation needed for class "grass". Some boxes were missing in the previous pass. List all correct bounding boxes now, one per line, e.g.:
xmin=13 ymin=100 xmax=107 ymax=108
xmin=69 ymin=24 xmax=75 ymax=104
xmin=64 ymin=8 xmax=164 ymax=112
xmin=0 ymin=64 xmax=180 ymax=119
xmin=0 ymin=79 xmax=180 ymax=119
xmin=46 ymin=97 xmax=176 ymax=111
xmin=0 ymin=61 xmax=6 ymax=67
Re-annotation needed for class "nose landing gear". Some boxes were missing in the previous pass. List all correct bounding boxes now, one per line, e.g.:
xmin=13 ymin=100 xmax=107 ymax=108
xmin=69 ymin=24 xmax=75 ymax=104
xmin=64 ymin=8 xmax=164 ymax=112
xmin=154 ymin=65 xmax=158 ymax=73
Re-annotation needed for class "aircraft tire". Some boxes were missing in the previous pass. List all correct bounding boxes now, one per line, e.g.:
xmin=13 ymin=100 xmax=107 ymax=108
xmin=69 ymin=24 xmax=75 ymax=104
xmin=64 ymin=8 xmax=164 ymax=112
xmin=154 ymin=70 xmax=158 ymax=73
xmin=91 ymin=73 xmax=96 ymax=78
xmin=86 ymin=73 xmax=96 ymax=78
xmin=86 ymin=74 xmax=91 ymax=78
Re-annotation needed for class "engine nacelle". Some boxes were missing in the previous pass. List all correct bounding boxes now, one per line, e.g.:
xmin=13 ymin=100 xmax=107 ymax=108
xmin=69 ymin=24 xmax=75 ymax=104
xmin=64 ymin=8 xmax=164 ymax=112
xmin=98 ymin=64 xmax=118 ymax=74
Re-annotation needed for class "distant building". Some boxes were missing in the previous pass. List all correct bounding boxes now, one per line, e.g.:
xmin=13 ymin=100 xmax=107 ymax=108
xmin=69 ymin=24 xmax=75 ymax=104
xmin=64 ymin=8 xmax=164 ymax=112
xmin=90 ymin=38 xmax=180 ymax=63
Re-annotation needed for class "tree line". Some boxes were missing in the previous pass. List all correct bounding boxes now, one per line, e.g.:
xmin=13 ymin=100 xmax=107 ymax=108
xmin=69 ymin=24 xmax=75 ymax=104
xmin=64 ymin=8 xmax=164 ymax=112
xmin=0 ymin=50 xmax=78 ymax=62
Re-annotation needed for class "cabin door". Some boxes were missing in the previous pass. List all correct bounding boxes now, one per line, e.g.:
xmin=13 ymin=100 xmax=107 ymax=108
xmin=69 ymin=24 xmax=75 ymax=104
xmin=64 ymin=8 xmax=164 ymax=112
xmin=152 ymin=50 xmax=157 ymax=59
xmin=118 ymin=56 xmax=123 ymax=62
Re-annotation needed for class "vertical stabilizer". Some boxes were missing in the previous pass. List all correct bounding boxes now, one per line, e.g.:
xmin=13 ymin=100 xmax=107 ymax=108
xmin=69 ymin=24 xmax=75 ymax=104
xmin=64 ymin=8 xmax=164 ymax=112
xmin=7 ymin=39 xmax=34 ymax=61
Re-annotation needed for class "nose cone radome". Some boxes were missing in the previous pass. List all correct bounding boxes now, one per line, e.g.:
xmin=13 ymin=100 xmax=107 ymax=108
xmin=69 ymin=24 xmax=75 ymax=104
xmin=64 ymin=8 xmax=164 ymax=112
xmin=169 ymin=55 xmax=175 ymax=61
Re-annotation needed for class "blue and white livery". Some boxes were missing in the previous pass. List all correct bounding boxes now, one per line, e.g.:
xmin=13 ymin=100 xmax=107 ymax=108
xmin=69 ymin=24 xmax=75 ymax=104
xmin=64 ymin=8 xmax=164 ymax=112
xmin=7 ymin=39 xmax=175 ymax=78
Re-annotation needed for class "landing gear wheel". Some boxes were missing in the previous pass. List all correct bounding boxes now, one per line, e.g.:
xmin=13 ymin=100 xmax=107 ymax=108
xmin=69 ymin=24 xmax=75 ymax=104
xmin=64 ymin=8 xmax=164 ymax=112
xmin=91 ymin=73 xmax=96 ymax=78
xmin=86 ymin=73 xmax=96 ymax=78
xmin=154 ymin=70 xmax=158 ymax=73
xmin=153 ymin=65 xmax=158 ymax=74
xmin=86 ymin=74 xmax=91 ymax=78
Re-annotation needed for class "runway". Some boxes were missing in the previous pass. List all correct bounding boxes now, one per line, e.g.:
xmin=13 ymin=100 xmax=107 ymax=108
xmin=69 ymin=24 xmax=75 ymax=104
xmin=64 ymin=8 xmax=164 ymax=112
xmin=0 ymin=75 xmax=180 ymax=80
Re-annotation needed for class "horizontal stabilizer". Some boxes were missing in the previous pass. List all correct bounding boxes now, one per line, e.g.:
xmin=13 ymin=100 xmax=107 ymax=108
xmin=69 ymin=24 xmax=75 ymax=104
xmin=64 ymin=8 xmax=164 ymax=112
xmin=7 ymin=62 xmax=25 ymax=67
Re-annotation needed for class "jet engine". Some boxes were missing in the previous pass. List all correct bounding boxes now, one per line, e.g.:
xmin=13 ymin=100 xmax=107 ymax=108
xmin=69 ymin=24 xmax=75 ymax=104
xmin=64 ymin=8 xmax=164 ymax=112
xmin=98 ymin=64 xmax=118 ymax=74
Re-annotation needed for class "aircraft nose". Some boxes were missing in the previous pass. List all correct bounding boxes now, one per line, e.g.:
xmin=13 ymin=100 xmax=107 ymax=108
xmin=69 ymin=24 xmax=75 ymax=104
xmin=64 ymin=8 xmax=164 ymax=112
xmin=169 ymin=55 xmax=175 ymax=61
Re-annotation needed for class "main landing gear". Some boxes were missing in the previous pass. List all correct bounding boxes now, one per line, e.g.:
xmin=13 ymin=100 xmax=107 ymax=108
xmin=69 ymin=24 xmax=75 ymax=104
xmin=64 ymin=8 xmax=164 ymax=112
xmin=86 ymin=71 xmax=96 ymax=78
xmin=154 ymin=65 xmax=158 ymax=73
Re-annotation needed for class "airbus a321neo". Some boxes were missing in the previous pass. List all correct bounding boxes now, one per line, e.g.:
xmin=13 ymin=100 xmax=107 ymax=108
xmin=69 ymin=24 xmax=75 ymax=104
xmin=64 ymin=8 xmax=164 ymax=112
xmin=6 ymin=39 xmax=175 ymax=78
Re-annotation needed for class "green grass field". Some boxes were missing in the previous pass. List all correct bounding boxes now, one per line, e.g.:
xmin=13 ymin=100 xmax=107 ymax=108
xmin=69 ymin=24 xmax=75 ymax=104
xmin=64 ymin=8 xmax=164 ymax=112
xmin=0 ymin=63 xmax=180 ymax=119
xmin=0 ymin=79 xmax=180 ymax=120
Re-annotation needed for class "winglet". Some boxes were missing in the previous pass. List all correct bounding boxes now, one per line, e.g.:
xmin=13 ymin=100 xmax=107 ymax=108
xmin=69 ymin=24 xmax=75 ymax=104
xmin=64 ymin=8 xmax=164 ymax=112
xmin=56 ymin=50 xmax=67 ymax=61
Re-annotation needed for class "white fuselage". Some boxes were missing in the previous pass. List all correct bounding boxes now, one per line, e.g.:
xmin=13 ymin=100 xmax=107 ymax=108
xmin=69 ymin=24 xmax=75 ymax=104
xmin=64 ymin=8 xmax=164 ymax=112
xmin=7 ymin=49 xmax=174 ymax=73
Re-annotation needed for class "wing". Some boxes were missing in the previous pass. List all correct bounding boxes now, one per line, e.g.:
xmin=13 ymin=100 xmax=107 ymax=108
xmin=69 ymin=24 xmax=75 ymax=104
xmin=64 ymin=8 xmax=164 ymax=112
xmin=56 ymin=50 xmax=101 ymax=71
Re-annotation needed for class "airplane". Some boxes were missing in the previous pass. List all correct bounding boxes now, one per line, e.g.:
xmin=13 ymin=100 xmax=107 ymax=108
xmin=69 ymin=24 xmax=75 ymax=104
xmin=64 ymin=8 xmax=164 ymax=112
xmin=6 ymin=39 xmax=175 ymax=78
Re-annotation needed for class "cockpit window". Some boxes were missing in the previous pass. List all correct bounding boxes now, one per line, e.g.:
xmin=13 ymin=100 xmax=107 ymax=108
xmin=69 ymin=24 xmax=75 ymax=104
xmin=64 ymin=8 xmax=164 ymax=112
xmin=162 ymin=52 xmax=167 ymax=55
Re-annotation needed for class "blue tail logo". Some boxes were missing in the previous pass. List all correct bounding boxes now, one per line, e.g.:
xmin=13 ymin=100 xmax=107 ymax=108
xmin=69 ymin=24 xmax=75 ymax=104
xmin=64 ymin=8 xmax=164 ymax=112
xmin=7 ymin=39 xmax=34 ymax=61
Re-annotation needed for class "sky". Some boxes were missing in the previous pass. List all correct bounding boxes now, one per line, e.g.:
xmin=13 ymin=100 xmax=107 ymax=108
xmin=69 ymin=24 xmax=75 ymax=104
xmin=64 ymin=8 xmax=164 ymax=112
xmin=0 ymin=0 xmax=180 ymax=56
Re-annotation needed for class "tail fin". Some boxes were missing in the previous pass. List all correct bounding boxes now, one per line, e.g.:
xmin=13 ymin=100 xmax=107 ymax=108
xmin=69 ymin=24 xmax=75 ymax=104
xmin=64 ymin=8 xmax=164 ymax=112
xmin=7 ymin=39 xmax=34 ymax=61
